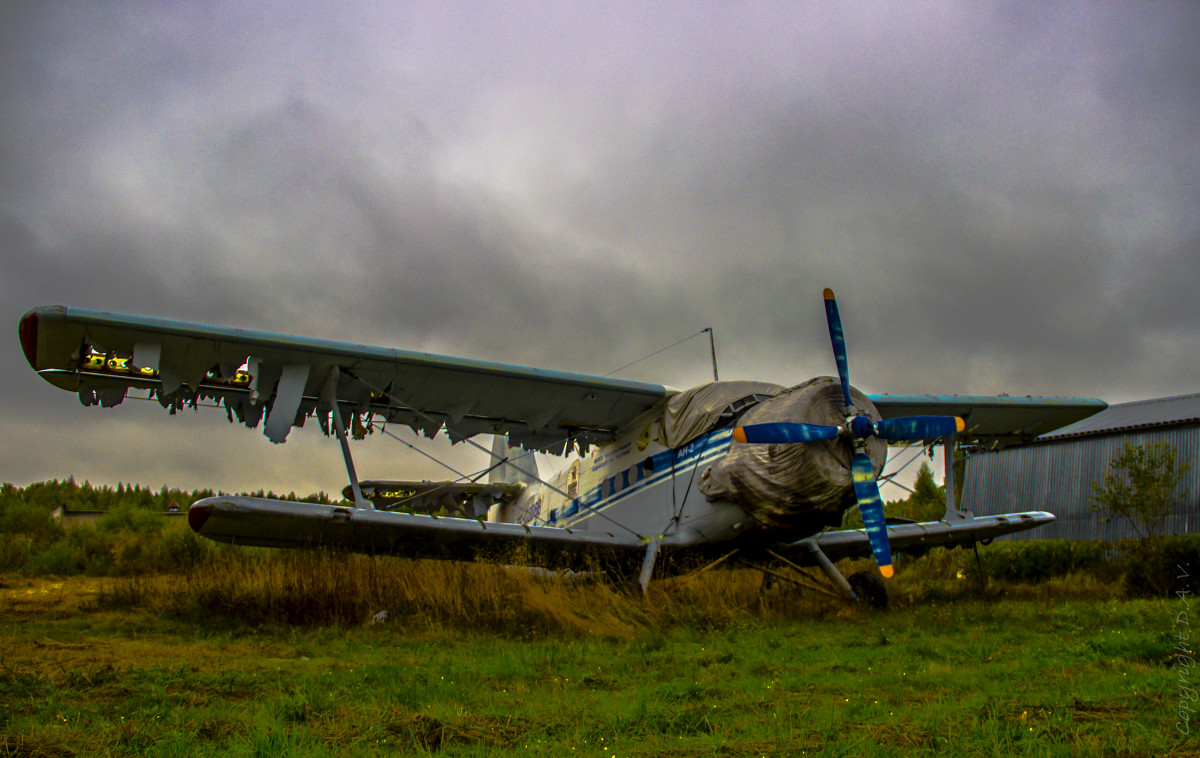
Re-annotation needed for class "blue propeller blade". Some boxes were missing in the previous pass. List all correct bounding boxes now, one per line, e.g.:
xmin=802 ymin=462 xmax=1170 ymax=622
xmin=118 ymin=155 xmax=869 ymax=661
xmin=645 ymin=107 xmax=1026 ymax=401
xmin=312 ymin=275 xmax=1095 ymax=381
xmin=851 ymin=451 xmax=893 ymax=578
xmin=873 ymin=416 xmax=965 ymax=442
xmin=823 ymin=288 xmax=854 ymax=409
xmin=733 ymin=422 xmax=840 ymax=444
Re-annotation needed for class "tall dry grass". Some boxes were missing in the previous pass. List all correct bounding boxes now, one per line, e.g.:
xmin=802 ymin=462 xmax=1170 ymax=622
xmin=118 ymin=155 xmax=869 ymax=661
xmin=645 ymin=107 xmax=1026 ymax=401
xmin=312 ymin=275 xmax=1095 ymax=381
xmin=101 ymin=547 xmax=852 ymax=638
xmin=95 ymin=533 xmax=1184 ymax=636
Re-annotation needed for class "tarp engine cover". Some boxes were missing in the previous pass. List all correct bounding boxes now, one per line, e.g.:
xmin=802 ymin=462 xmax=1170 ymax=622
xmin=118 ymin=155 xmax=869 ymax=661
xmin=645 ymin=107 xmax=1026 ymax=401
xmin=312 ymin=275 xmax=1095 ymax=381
xmin=699 ymin=377 xmax=886 ymax=532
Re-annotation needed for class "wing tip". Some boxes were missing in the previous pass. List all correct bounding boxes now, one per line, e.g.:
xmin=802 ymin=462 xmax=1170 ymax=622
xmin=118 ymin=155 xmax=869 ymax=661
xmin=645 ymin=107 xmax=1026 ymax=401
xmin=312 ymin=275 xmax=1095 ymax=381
xmin=188 ymin=501 xmax=213 ymax=533
xmin=18 ymin=310 xmax=39 ymax=370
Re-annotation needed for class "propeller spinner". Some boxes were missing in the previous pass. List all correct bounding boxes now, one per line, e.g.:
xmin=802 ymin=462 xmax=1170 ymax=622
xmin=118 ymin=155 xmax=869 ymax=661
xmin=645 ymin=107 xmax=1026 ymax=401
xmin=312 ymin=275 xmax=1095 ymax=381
xmin=732 ymin=288 xmax=964 ymax=578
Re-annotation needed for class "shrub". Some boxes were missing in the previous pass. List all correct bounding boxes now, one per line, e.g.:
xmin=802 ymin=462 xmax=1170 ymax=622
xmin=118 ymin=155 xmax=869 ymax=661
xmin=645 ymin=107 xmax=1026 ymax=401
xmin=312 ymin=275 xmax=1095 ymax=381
xmin=1121 ymin=534 xmax=1200 ymax=597
xmin=96 ymin=504 xmax=165 ymax=536
xmin=968 ymin=539 xmax=1116 ymax=583
xmin=24 ymin=540 xmax=80 ymax=576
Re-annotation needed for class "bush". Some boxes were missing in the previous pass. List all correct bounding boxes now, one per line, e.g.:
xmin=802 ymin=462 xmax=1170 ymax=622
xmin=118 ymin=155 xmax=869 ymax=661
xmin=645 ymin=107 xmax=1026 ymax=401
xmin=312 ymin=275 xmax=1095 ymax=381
xmin=0 ymin=480 xmax=327 ymax=577
xmin=0 ymin=500 xmax=64 ymax=571
xmin=973 ymin=539 xmax=1118 ymax=583
xmin=925 ymin=534 xmax=1200 ymax=598
xmin=24 ymin=540 xmax=80 ymax=576
xmin=1121 ymin=534 xmax=1200 ymax=597
xmin=96 ymin=504 xmax=165 ymax=536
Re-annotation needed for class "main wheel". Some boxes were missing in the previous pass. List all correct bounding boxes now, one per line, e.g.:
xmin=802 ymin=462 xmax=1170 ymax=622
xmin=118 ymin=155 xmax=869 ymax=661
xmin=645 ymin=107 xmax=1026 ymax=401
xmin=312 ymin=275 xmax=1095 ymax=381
xmin=848 ymin=570 xmax=888 ymax=609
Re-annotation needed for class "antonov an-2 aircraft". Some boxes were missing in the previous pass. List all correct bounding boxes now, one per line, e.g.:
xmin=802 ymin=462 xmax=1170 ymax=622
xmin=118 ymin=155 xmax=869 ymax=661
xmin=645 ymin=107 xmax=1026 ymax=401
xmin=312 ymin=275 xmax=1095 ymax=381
xmin=19 ymin=289 xmax=1105 ymax=605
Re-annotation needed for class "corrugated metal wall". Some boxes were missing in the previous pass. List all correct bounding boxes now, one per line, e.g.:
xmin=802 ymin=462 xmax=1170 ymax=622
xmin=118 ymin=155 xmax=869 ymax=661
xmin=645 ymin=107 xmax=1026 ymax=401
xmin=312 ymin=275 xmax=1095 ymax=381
xmin=962 ymin=425 xmax=1200 ymax=540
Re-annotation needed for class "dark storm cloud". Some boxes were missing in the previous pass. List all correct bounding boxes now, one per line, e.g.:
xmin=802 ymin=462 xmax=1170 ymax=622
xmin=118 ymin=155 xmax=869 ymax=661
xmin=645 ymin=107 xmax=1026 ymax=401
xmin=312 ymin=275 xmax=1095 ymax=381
xmin=1 ymin=1 xmax=1197 ymax=491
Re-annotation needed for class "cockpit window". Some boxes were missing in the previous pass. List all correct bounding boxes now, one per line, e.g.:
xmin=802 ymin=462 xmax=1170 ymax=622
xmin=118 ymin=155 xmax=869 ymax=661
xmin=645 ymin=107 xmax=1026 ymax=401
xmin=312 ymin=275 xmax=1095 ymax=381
xmin=720 ymin=393 xmax=774 ymax=421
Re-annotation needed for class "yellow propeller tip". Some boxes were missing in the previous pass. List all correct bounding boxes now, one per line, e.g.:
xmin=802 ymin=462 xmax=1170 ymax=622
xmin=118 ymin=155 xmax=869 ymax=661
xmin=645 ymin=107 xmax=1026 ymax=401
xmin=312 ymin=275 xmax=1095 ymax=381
xmin=955 ymin=417 xmax=966 ymax=433
xmin=879 ymin=565 xmax=894 ymax=579
xmin=823 ymin=287 xmax=835 ymax=300
xmin=732 ymin=427 xmax=747 ymax=443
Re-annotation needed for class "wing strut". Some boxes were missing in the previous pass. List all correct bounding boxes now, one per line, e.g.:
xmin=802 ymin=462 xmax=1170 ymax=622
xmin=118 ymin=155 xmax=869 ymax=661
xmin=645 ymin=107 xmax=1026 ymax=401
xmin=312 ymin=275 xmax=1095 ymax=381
xmin=324 ymin=366 xmax=370 ymax=509
xmin=942 ymin=432 xmax=969 ymax=521
xmin=638 ymin=538 xmax=661 ymax=592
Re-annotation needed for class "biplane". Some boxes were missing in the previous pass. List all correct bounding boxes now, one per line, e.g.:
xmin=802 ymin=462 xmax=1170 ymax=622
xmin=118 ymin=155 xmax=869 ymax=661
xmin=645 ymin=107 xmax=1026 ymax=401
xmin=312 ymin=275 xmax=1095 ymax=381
xmin=19 ymin=289 xmax=1105 ymax=605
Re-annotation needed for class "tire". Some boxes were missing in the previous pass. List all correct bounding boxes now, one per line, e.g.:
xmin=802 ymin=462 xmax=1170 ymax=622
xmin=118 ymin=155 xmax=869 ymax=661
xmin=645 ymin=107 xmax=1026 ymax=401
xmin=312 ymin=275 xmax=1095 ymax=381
xmin=848 ymin=570 xmax=888 ymax=609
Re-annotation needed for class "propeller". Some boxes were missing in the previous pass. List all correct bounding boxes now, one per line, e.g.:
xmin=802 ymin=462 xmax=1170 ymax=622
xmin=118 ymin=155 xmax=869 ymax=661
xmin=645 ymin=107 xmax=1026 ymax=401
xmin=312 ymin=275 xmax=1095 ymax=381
xmin=733 ymin=287 xmax=965 ymax=579
xmin=732 ymin=422 xmax=839 ymax=444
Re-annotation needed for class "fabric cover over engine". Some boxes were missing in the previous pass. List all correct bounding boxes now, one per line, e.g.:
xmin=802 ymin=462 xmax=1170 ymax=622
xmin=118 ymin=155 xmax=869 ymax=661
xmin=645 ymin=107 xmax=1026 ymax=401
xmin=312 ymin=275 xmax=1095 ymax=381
xmin=657 ymin=380 xmax=786 ymax=448
xmin=698 ymin=377 xmax=887 ymax=532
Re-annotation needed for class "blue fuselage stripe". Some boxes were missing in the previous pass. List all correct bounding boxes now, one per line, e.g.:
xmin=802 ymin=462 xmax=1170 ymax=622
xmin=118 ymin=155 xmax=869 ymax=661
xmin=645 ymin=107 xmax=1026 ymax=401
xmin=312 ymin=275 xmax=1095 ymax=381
xmin=552 ymin=432 xmax=733 ymax=525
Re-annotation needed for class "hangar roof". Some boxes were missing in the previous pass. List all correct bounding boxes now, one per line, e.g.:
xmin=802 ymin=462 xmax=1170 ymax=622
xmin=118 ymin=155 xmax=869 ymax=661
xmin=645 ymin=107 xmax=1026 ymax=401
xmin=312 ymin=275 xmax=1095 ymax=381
xmin=1039 ymin=392 xmax=1200 ymax=441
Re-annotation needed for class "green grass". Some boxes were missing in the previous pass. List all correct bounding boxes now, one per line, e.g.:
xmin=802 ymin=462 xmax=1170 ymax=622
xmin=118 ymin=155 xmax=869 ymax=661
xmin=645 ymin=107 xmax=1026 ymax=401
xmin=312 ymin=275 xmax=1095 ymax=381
xmin=5 ymin=485 xmax=1196 ymax=754
xmin=0 ymin=568 xmax=1193 ymax=757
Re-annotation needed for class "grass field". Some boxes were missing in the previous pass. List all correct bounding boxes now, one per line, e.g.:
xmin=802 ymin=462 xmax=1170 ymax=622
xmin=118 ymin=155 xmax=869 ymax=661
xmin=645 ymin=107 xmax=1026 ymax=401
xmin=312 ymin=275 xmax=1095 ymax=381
xmin=0 ymin=556 xmax=1194 ymax=757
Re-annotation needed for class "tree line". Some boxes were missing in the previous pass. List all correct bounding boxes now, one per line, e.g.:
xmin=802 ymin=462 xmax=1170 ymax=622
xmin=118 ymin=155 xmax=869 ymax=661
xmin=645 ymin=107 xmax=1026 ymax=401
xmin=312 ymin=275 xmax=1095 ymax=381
xmin=1 ymin=478 xmax=334 ymax=522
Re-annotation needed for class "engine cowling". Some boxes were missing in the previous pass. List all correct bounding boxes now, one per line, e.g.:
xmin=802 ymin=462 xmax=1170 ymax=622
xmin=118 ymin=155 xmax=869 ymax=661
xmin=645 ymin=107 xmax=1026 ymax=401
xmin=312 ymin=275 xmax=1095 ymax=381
xmin=699 ymin=376 xmax=886 ymax=533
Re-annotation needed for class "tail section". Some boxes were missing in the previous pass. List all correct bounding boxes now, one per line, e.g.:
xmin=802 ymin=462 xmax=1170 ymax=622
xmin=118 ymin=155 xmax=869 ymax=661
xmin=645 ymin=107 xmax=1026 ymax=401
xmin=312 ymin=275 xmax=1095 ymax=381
xmin=489 ymin=434 xmax=539 ymax=485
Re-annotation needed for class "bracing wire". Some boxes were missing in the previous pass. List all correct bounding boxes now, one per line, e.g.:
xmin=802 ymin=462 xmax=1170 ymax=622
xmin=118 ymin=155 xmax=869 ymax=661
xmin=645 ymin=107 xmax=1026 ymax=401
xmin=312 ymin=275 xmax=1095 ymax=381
xmin=343 ymin=369 xmax=644 ymax=538
xmin=673 ymin=430 xmax=714 ymax=525
xmin=123 ymin=367 xmax=648 ymax=537
xmin=602 ymin=328 xmax=713 ymax=378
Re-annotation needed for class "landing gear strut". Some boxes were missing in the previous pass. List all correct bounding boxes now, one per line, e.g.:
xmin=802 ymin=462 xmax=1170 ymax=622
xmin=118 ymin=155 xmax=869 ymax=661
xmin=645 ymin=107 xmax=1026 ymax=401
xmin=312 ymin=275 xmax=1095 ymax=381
xmin=744 ymin=540 xmax=889 ymax=609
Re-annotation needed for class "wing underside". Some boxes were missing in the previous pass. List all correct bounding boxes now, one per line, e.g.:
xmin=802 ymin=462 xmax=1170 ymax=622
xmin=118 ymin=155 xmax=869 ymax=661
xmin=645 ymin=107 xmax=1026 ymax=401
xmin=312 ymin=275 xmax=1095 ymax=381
xmin=20 ymin=306 xmax=669 ymax=453
xmin=351 ymin=480 xmax=524 ymax=518
xmin=870 ymin=394 xmax=1106 ymax=446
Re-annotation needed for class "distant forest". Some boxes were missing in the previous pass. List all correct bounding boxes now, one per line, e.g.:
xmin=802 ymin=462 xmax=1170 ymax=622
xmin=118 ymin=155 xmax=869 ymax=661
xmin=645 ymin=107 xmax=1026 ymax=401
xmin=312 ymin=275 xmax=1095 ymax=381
xmin=0 ymin=478 xmax=336 ymax=513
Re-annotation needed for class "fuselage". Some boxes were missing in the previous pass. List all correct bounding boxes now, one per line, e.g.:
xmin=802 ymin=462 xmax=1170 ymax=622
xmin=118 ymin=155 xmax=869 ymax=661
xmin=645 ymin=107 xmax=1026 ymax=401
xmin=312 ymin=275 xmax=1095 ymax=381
xmin=493 ymin=376 xmax=885 ymax=549
xmin=497 ymin=419 xmax=749 ymax=546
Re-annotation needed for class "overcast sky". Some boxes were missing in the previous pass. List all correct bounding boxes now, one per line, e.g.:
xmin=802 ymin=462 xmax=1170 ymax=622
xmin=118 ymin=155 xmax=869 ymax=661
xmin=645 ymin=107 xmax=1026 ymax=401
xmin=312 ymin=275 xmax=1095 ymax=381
xmin=1 ymin=2 xmax=1196 ymax=498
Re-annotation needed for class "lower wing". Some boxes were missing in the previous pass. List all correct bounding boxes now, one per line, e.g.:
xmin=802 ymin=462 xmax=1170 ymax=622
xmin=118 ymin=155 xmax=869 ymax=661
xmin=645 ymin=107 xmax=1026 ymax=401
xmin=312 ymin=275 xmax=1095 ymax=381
xmin=802 ymin=511 xmax=1054 ymax=564
xmin=188 ymin=495 xmax=650 ymax=573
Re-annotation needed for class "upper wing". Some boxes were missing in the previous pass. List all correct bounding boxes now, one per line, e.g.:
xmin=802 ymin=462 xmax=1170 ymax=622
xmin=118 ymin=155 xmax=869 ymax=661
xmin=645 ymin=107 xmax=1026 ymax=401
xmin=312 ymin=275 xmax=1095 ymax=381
xmin=20 ymin=306 xmax=669 ymax=452
xmin=869 ymin=394 xmax=1107 ymax=446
